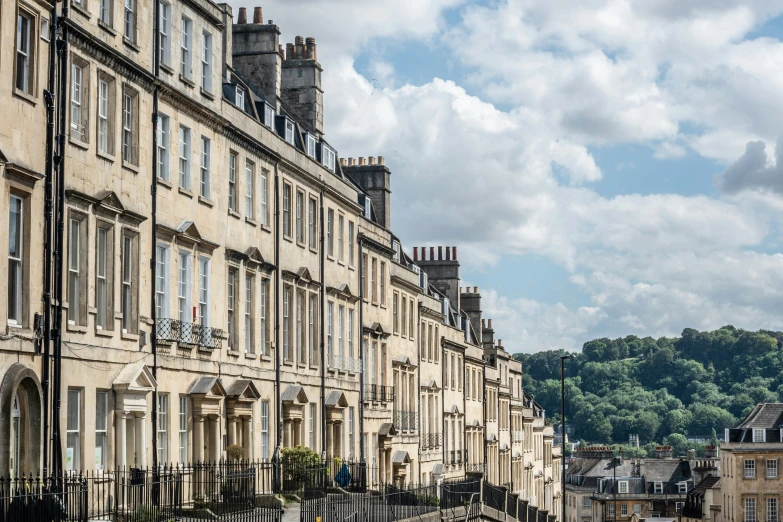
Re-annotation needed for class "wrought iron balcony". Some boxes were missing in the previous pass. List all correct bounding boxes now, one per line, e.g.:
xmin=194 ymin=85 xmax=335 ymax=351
xmin=466 ymin=462 xmax=486 ymax=474
xmin=327 ymin=354 xmax=363 ymax=373
xmin=393 ymin=410 xmax=418 ymax=432
xmin=156 ymin=318 xmax=223 ymax=350
xmin=364 ymin=384 xmax=395 ymax=403
xmin=421 ymin=433 xmax=442 ymax=450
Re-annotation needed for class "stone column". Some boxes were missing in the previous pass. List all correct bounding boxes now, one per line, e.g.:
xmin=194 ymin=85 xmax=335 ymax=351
xmin=135 ymin=413 xmax=146 ymax=467
xmin=228 ymin=416 xmax=237 ymax=447
xmin=283 ymin=419 xmax=291 ymax=448
xmin=293 ymin=419 xmax=302 ymax=447
xmin=333 ymin=422 xmax=342 ymax=459
xmin=115 ymin=411 xmax=127 ymax=468
xmin=386 ymin=450 xmax=392 ymax=484
xmin=242 ymin=417 xmax=251 ymax=457
xmin=193 ymin=415 xmax=205 ymax=461
xmin=208 ymin=416 xmax=220 ymax=462
xmin=325 ymin=420 xmax=333 ymax=458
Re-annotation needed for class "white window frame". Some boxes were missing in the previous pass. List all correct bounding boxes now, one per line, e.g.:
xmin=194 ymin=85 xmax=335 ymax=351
xmin=283 ymin=184 xmax=291 ymax=237
xmin=283 ymin=286 xmax=291 ymax=361
xmin=264 ymin=103 xmax=274 ymax=128
xmin=68 ymin=217 xmax=81 ymax=325
xmin=260 ymin=401 xmax=269 ymax=460
xmin=767 ymin=459 xmax=778 ymax=479
xmin=327 ymin=301 xmax=333 ymax=363
xmin=338 ymin=214 xmax=344 ymax=262
xmin=157 ymin=394 xmax=168 ymax=464
xmin=308 ymin=294 xmax=316 ymax=365
xmin=297 ymin=291 xmax=304 ymax=363
xmin=95 ymin=391 xmax=108 ymax=469
xmin=321 ymin=144 xmax=336 ymax=172
xmin=200 ymin=136 xmax=210 ymax=198
xmin=284 ymin=119 xmax=295 ymax=144
xmin=309 ymin=403 xmax=316 ymax=449
xmin=260 ymin=279 xmax=268 ymax=355
xmin=124 ymin=0 xmax=135 ymax=42
xmin=753 ymin=429 xmax=766 ymax=443
xmin=348 ymin=309 xmax=354 ymax=358
xmin=8 ymin=196 xmax=24 ymax=326
xmin=99 ymin=0 xmax=111 ymax=25
xmin=654 ymin=482 xmax=663 ymax=494
xmin=201 ymin=31 xmax=212 ymax=93
xmin=747 ymin=498 xmax=757 ymax=522
xmin=180 ymin=17 xmax=192 ymax=79
xmin=235 ymin=85 xmax=245 ymax=110
xmin=338 ymin=305 xmax=345 ymax=361
xmin=155 ymin=244 xmax=170 ymax=319
xmin=621 ymin=504 xmax=628 ymax=516
xmin=70 ymin=63 xmax=85 ymax=141
xmin=227 ymin=268 xmax=237 ymax=350
xmin=308 ymin=198 xmax=316 ymax=249
xmin=306 ymin=134 xmax=316 ymax=158
xmin=746 ymin=459 xmax=757 ymax=479
xmin=158 ymin=1 xmax=171 ymax=67
xmin=179 ymin=125 xmax=190 ymax=189
xmin=178 ymin=396 xmax=188 ymax=462
xmin=122 ymin=91 xmax=134 ymax=164
xmin=348 ymin=221 xmax=354 ymax=265
xmin=178 ymin=251 xmax=192 ymax=323
xmin=296 ymin=191 xmax=304 ymax=243
xmin=16 ymin=11 xmax=34 ymax=94
xmin=157 ymin=113 xmax=170 ymax=181
xmin=66 ymin=389 xmax=81 ymax=470
xmin=678 ymin=482 xmax=688 ymax=494
xmin=95 ymin=226 xmax=109 ymax=329
xmin=198 ymin=256 xmax=210 ymax=327
xmin=245 ymin=160 xmax=254 ymax=219
xmin=768 ymin=498 xmax=778 ymax=522
xmin=97 ymin=78 xmax=110 ymax=154
xmin=327 ymin=209 xmax=333 ymax=256
xmin=121 ymin=234 xmax=134 ymax=332
xmin=260 ymin=171 xmax=268 ymax=226
xmin=245 ymin=274 xmax=253 ymax=354
xmin=618 ymin=481 xmax=629 ymax=494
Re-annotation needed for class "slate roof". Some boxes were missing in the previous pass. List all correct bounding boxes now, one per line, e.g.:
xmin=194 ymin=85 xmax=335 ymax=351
xmin=689 ymin=475 xmax=720 ymax=497
xmin=644 ymin=460 xmax=691 ymax=483
xmin=392 ymin=451 xmax=410 ymax=464
xmin=735 ymin=403 xmax=783 ymax=429
xmin=325 ymin=390 xmax=347 ymax=407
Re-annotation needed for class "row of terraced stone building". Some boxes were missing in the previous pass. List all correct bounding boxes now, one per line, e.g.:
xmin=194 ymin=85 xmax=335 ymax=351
xmin=0 ymin=0 xmax=560 ymax=517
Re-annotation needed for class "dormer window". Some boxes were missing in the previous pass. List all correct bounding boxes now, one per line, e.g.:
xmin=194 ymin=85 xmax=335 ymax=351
xmin=285 ymin=120 xmax=295 ymax=145
xmin=320 ymin=143 xmax=336 ymax=172
xmin=392 ymin=240 xmax=401 ymax=263
xmin=235 ymin=86 xmax=244 ymax=110
xmin=264 ymin=104 xmax=275 ymax=128
xmin=306 ymin=134 xmax=316 ymax=158
xmin=753 ymin=429 xmax=766 ymax=443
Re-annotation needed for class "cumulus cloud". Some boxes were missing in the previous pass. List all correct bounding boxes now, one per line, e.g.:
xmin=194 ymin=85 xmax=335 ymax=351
xmin=230 ymin=0 xmax=783 ymax=350
xmin=717 ymin=139 xmax=783 ymax=195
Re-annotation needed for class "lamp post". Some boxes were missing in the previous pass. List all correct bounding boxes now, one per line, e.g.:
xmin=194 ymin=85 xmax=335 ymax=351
xmin=560 ymin=354 xmax=575 ymax=522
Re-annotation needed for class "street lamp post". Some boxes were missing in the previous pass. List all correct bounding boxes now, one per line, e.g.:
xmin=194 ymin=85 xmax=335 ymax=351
xmin=560 ymin=354 xmax=575 ymax=522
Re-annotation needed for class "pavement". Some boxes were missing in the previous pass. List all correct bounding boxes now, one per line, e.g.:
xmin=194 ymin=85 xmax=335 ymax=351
xmin=282 ymin=502 xmax=301 ymax=522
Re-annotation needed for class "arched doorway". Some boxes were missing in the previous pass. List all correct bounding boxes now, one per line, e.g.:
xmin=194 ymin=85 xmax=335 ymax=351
xmin=0 ymin=364 xmax=43 ymax=476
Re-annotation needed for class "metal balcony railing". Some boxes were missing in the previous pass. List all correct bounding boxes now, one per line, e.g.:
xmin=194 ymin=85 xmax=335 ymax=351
xmin=393 ymin=410 xmax=418 ymax=432
xmin=327 ymin=354 xmax=363 ymax=373
xmin=466 ymin=462 xmax=486 ymax=474
xmin=421 ymin=433 xmax=442 ymax=450
xmin=363 ymin=384 xmax=395 ymax=403
xmin=156 ymin=318 xmax=223 ymax=350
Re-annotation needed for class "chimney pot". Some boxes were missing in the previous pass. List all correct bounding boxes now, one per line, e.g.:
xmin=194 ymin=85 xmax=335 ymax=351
xmin=253 ymin=7 xmax=263 ymax=24
xmin=499 ymin=339 xmax=502 ymax=346
xmin=286 ymin=43 xmax=294 ymax=60
xmin=237 ymin=7 xmax=247 ymax=24
xmin=474 ymin=286 xmax=478 ymax=293
xmin=413 ymin=247 xmax=418 ymax=261
xmin=305 ymin=37 xmax=316 ymax=59
xmin=378 ymin=156 xmax=385 ymax=165
xmin=446 ymin=248 xmax=451 ymax=261
xmin=278 ymin=44 xmax=284 ymax=56
xmin=453 ymin=246 xmax=457 ymax=260
xmin=268 ymin=20 xmax=273 ymax=24
xmin=488 ymin=319 xmax=493 ymax=329
xmin=359 ymin=157 xmax=366 ymax=166
xmin=295 ymin=35 xmax=304 ymax=45
xmin=368 ymin=156 xmax=375 ymax=165
xmin=430 ymin=247 xmax=435 ymax=260
xmin=295 ymin=36 xmax=304 ymax=58
xmin=438 ymin=246 xmax=443 ymax=260
xmin=482 ymin=319 xmax=486 ymax=328
xmin=340 ymin=158 xmax=347 ymax=166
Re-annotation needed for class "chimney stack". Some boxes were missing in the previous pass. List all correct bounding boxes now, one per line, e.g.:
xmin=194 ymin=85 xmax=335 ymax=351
xmin=233 ymin=10 xmax=282 ymax=109
xmin=237 ymin=7 xmax=247 ymax=24
xmin=281 ymin=34 xmax=323 ymax=135
xmin=253 ymin=7 xmax=263 ymax=23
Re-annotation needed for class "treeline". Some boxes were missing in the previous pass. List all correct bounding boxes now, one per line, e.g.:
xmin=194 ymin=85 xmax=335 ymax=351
xmin=514 ymin=326 xmax=783 ymax=452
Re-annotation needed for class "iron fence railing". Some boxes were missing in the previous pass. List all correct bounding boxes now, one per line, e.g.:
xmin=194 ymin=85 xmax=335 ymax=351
xmin=363 ymin=384 xmax=395 ymax=403
xmin=301 ymin=483 xmax=440 ymax=522
xmin=421 ymin=433 xmax=442 ymax=450
xmin=483 ymin=481 xmax=506 ymax=512
xmin=156 ymin=318 xmax=224 ymax=350
xmin=393 ymin=410 xmax=418 ymax=432
xmin=327 ymin=354 xmax=363 ymax=373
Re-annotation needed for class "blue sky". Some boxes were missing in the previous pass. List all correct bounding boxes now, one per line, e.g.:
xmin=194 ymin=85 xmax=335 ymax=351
xmin=248 ymin=0 xmax=783 ymax=351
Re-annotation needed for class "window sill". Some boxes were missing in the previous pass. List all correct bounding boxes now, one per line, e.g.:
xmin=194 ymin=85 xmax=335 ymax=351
xmin=283 ymin=235 xmax=293 ymax=244
xmin=337 ymin=260 xmax=346 ymax=267
xmin=198 ymin=196 xmax=214 ymax=207
xmin=160 ymin=63 xmax=175 ymax=76
xmin=244 ymin=353 xmax=257 ymax=360
xmin=309 ymin=247 xmax=318 ymax=254
xmin=97 ymin=20 xmax=117 ymax=37
xmin=122 ymin=161 xmax=140 ymax=174
xmin=298 ymin=363 xmax=306 ymax=369
xmin=245 ymin=217 xmax=257 ymax=227
xmin=348 ymin=265 xmax=356 ymax=271
xmin=66 ymin=323 xmax=88 ymax=333
xmin=13 ymin=89 xmax=37 ymax=106
xmin=179 ymin=74 xmax=195 ymax=88
xmin=261 ymin=355 xmax=272 ymax=362
xmin=96 ymin=150 xmax=115 ymax=163
xmin=157 ymin=178 xmax=172 ymax=190
xmin=296 ymin=240 xmax=306 ymax=249
xmin=282 ymin=360 xmax=293 ymax=366
xmin=227 ymin=349 xmax=240 ymax=357
xmin=121 ymin=332 xmax=140 ymax=342
xmin=178 ymin=186 xmax=194 ymax=198
xmin=123 ymin=37 xmax=140 ymax=53
xmin=326 ymin=255 xmax=335 ymax=262
xmin=5 ymin=324 xmax=33 ymax=336
xmin=200 ymin=88 xmax=214 ymax=100
xmin=260 ymin=224 xmax=272 ymax=233
xmin=71 ymin=3 xmax=91 ymax=19
xmin=228 ymin=209 xmax=241 ymax=219
xmin=69 ymin=136 xmax=90 ymax=150
xmin=95 ymin=327 xmax=114 ymax=338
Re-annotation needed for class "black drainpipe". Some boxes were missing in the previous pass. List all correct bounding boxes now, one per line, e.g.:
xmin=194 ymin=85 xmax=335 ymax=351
xmin=483 ymin=361 xmax=487 ymax=477
xmin=41 ymin=0 xmax=59 ymax=475
xmin=151 ymin=0 xmax=161 ymax=470
xmin=358 ymin=237 xmax=364 ymax=469
xmin=416 ymin=300 xmax=421 ymax=480
xmin=51 ymin=0 xmax=70 ymax=477
xmin=274 ymin=160 xmax=281 ymax=491
xmin=319 ymin=189 xmax=326 ymax=457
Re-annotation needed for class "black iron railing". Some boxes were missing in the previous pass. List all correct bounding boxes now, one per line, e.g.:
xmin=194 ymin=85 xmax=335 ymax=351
xmin=364 ymin=384 xmax=395 ymax=403
xmin=421 ymin=433 xmax=442 ymax=450
xmin=156 ymin=318 xmax=224 ymax=350
xmin=393 ymin=410 xmax=418 ymax=431
xmin=466 ymin=461 xmax=486 ymax=474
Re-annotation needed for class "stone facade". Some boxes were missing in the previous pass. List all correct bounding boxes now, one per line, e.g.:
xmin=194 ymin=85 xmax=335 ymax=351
xmin=0 ymin=0 xmax=559 ymax=513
